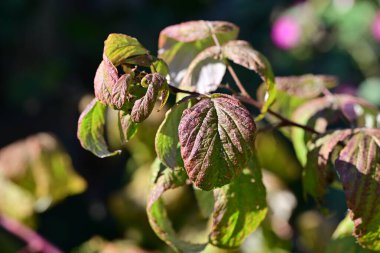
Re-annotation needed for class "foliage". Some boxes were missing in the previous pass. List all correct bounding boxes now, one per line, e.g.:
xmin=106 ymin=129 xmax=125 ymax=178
xmin=77 ymin=20 xmax=380 ymax=253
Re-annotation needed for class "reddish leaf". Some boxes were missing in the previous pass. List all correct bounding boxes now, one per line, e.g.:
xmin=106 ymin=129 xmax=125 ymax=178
xmin=178 ymin=94 xmax=256 ymax=190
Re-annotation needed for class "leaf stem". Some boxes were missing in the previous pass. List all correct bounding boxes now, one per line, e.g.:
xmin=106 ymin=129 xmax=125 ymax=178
xmin=0 ymin=215 xmax=63 ymax=253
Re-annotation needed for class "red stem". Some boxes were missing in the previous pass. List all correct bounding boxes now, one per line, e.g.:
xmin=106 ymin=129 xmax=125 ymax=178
xmin=0 ymin=215 xmax=63 ymax=253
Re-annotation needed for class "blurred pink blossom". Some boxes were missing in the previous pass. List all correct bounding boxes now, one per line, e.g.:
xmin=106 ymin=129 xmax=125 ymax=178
xmin=271 ymin=16 xmax=300 ymax=49
xmin=372 ymin=12 xmax=380 ymax=42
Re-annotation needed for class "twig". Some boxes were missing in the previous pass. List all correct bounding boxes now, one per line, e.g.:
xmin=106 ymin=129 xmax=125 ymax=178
xmin=236 ymin=95 xmax=321 ymax=134
xmin=0 ymin=215 xmax=63 ymax=253
xmin=206 ymin=21 xmax=250 ymax=97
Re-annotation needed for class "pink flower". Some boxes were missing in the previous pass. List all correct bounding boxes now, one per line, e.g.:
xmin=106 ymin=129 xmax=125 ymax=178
xmin=271 ymin=16 xmax=300 ymax=49
xmin=371 ymin=12 xmax=380 ymax=42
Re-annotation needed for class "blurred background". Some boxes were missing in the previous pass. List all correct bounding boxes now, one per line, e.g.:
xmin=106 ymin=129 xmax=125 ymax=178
xmin=0 ymin=0 xmax=380 ymax=252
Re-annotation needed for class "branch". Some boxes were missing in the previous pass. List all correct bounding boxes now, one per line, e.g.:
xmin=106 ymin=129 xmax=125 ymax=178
xmin=235 ymin=95 xmax=321 ymax=135
xmin=0 ymin=215 xmax=63 ymax=253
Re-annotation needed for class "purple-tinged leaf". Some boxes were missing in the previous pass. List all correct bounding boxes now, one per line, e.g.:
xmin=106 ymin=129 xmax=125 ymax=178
xmin=77 ymin=98 xmax=121 ymax=158
xmin=304 ymin=129 xmax=353 ymax=199
xmin=147 ymin=160 xmax=207 ymax=253
xmin=335 ymin=129 xmax=380 ymax=250
xmin=180 ymin=46 xmax=226 ymax=93
xmin=131 ymin=73 xmax=166 ymax=123
xmin=222 ymin=40 xmax=276 ymax=118
xmin=178 ymin=94 xmax=256 ymax=190
xmin=159 ymin=21 xmax=239 ymax=46
xmin=256 ymin=74 xmax=337 ymax=137
xmin=158 ymin=20 xmax=239 ymax=87
xmin=104 ymin=33 xmax=149 ymax=66
xmin=210 ymin=165 xmax=267 ymax=248
xmin=112 ymin=74 xmax=131 ymax=110
xmin=94 ymin=55 xmax=133 ymax=109
xmin=275 ymin=75 xmax=337 ymax=98
xmin=291 ymin=95 xmax=379 ymax=166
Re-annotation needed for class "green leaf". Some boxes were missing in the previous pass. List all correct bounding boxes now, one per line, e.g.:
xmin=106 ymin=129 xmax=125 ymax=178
xmin=159 ymin=21 xmax=239 ymax=87
xmin=155 ymin=98 xmax=196 ymax=169
xmin=104 ymin=33 xmax=149 ymax=66
xmin=147 ymin=160 xmax=207 ymax=253
xmin=180 ymin=45 xmax=226 ymax=93
xmin=118 ymin=112 xmax=138 ymax=144
xmin=210 ymin=164 xmax=267 ymax=248
xmin=131 ymin=73 xmax=166 ymax=123
xmin=193 ymin=187 xmax=214 ymax=218
xmin=326 ymin=215 xmax=376 ymax=253
xmin=77 ymin=98 xmax=121 ymax=157
xmin=151 ymin=58 xmax=170 ymax=78
xmin=178 ymin=94 xmax=256 ymax=190
xmin=222 ymin=40 xmax=276 ymax=119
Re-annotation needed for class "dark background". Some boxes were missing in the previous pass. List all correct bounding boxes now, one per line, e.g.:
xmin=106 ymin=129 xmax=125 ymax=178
xmin=0 ymin=0 xmax=377 ymax=252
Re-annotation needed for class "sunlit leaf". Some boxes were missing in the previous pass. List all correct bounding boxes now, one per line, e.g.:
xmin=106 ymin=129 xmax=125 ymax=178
xmin=222 ymin=40 xmax=276 ymax=118
xmin=159 ymin=21 xmax=239 ymax=86
xmin=291 ymin=95 xmax=379 ymax=166
xmin=326 ymin=215 xmax=375 ymax=253
xmin=104 ymin=33 xmax=149 ymax=66
xmin=94 ymin=55 xmax=133 ymax=109
xmin=118 ymin=112 xmax=138 ymax=145
xmin=257 ymin=74 xmax=337 ymax=121
xmin=335 ymin=129 xmax=380 ymax=250
xmin=210 ymin=164 xmax=267 ymax=248
xmin=147 ymin=160 xmax=207 ymax=253
xmin=180 ymin=46 xmax=226 ymax=93
xmin=178 ymin=94 xmax=256 ymax=190
xmin=155 ymin=97 xmax=196 ymax=169
xmin=77 ymin=98 xmax=121 ymax=157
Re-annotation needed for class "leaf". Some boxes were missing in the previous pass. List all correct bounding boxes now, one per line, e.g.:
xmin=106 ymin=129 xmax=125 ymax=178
xmin=302 ymin=128 xmax=380 ymax=250
xmin=147 ymin=160 xmax=207 ymax=253
xmin=118 ymin=112 xmax=138 ymax=144
xmin=335 ymin=129 xmax=380 ymax=250
xmin=210 ymin=165 xmax=267 ymax=248
xmin=77 ymin=98 xmax=121 ymax=157
xmin=94 ymin=55 xmax=133 ymax=109
xmin=193 ymin=187 xmax=214 ymax=218
xmin=326 ymin=215 xmax=375 ymax=253
xmin=111 ymin=74 xmax=131 ymax=109
xmin=155 ymin=98 xmax=196 ymax=169
xmin=131 ymin=73 xmax=166 ymax=123
xmin=222 ymin=40 xmax=276 ymax=118
xmin=178 ymin=94 xmax=256 ymax=190
xmin=180 ymin=45 xmax=226 ymax=93
xmin=159 ymin=20 xmax=239 ymax=86
xmin=257 ymin=74 xmax=337 ymax=121
xmin=303 ymin=129 xmax=353 ymax=199
xmin=0 ymin=133 xmax=86 ymax=220
xmin=94 ymin=55 xmax=118 ymax=106
xmin=104 ymin=33 xmax=149 ymax=66
xmin=291 ymin=95 xmax=379 ymax=166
